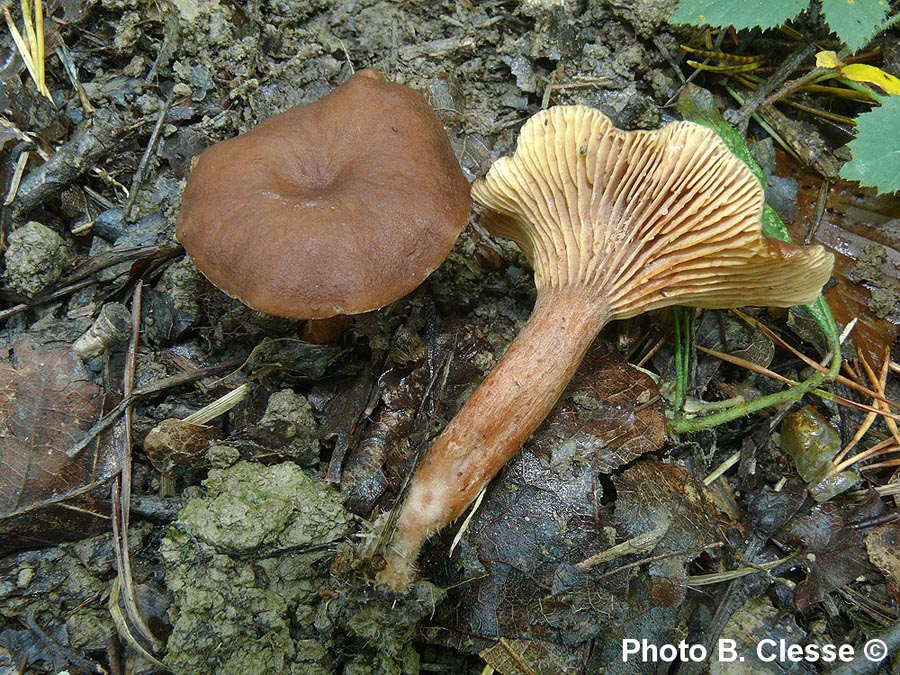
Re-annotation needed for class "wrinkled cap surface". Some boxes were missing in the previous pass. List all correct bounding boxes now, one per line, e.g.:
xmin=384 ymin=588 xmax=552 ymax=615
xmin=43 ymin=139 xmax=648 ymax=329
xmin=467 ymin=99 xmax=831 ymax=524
xmin=176 ymin=69 xmax=471 ymax=319
xmin=472 ymin=105 xmax=833 ymax=318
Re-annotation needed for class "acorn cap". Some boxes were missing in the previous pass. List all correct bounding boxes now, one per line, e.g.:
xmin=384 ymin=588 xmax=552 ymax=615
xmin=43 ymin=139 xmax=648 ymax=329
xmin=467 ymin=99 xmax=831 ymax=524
xmin=176 ymin=69 xmax=471 ymax=319
xmin=471 ymin=105 xmax=833 ymax=318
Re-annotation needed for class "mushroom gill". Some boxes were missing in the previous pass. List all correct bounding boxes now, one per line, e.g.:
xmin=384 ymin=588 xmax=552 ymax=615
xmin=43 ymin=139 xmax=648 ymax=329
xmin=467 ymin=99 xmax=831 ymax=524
xmin=475 ymin=105 xmax=832 ymax=313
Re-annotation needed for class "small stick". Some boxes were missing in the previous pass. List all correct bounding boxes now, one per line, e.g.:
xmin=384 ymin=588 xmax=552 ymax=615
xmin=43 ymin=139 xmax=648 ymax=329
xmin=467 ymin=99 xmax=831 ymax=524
xmin=704 ymin=450 xmax=740 ymax=485
xmin=183 ymin=383 xmax=250 ymax=425
xmin=55 ymin=39 xmax=95 ymax=113
xmin=123 ymin=95 xmax=171 ymax=221
xmin=0 ymin=278 xmax=95 ymax=323
xmin=726 ymin=42 xmax=817 ymax=135
xmin=65 ymin=358 xmax=245 ymax=458
xmin=3 ymin=149 xmax=30 ymax=205
xmin=12 ymin=108 xmax=130 ymax=219
xmin=577 ymin=526 xmax=667 ymax=572
xmin=688 ymin=553 xmax=796 ymax=587
xmin=111 ymin=282 xmax=159 ymax=648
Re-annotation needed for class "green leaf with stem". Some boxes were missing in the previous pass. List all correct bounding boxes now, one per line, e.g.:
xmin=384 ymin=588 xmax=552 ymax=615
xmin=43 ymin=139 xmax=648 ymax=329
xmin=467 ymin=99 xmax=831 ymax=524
xmin=670 ymin=0 xmax=895 ymax=53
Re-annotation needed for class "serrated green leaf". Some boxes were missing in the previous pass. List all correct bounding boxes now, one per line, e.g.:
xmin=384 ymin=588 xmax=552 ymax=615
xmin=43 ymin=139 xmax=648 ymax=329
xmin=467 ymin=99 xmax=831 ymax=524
xmin=669 ymin=0 xmax=807 ymax=30
xmin=821 ymin=0 xmax=889 ymax=52
xmin=841 ymin=96 xmax=900 ymax=194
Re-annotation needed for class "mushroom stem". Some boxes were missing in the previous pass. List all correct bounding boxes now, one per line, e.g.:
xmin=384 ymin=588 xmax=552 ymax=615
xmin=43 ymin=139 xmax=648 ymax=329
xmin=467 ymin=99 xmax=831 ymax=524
xmin=377 ymin=284 xmax=610 ymax=589
xmin=302 ymin=316 xmax=353 ymax=344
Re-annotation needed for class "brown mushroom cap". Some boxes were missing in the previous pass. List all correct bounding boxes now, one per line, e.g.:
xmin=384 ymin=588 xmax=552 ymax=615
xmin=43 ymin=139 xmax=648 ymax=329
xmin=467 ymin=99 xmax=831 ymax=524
xmin=176 ymin=69 xmax=471 ymax=319
xmin=472 ymin=105 xmax=833 ymax=316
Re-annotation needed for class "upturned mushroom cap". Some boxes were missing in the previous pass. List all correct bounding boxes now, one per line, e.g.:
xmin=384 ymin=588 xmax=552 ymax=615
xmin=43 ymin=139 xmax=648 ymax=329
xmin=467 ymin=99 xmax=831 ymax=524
xmin=373 ymin=106 xmax=836 ymax=591
xmin=472 ymin=105 xmax=833 ymax=316
xmin=176 ymin=69 xmax=471 ymax=319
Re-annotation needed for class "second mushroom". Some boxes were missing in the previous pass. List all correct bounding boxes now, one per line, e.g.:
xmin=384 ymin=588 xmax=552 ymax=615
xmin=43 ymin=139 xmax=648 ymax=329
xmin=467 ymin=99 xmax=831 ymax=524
xmin=376 ymin=104 xmax=834 ymax=590
xmin=176 ymin=69 xmax=470 ymax=343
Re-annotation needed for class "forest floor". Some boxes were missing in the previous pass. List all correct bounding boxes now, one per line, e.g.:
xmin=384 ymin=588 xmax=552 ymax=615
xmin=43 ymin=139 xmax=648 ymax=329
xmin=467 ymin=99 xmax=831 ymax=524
xmin=1 ymin=0 xmax=899 ymax=674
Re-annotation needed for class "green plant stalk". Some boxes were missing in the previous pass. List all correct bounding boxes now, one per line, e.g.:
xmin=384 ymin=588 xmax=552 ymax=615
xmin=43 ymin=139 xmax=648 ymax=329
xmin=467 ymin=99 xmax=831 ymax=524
xmin=669 ymin=370 xmax=829 ymax=434
xmin=672 ymin=306 xmax=691 ymax=417
xmin=670 ymin=86 xmax=841 ymax=434
xmin=834 ymin=77 xmax=884 ymax=102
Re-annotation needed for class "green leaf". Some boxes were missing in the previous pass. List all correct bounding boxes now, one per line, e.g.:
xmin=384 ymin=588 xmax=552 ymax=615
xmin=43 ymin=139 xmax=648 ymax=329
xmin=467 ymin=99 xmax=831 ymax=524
xmin=821 ymin=0 xmax=889 ymax=52
xmin=669 ymin=0 xmax=807 ymax=30
xmin=841 ymin=96 xmax=900 ymax=194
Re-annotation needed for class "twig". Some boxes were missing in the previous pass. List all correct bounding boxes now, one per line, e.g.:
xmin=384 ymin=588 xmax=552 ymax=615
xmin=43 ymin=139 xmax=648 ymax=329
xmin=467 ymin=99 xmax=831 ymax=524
xmin=55 ymin=38 xmax=94 ymax=113
xmin=759 ymin=67 xmax=832 ymax=109
xmin=596 ymin=542 xmax=724 ymax=580
xmin=0 ymin=245 xmax=165 ymax=325
xmin=732 ymin=310 xmax=898 ymax=411
xmin=108 ymin=577 xmax=169 ymax=670
xmin=692 ymin=344 xmax=900 ymax=422
xmin=687 ymin=553 xmax=796 ymax=587
xmin=25 ymin=609 xmax=100 ymax=673
xmin=726 ymin=42 xmax=816 ymax=135
xmin=449 ymin=486 xmax=486 ymax=556
xmin=111 ymin=282 xmax=159 ymax=649
xmin=183 ymin=383 xmax=250 ymax=424
xmin=831 ymin=438 xmax=899 ymax=476
xmin=65 ymin=358 xmax=245 ymax=458
xmin=3 ymin=149 xmax=30 ymax=206
xmin=704 ymin=450 xmax=740 ymax=485
xmin=832 ymin=350 xmax=897 ymax=470
xmin=0 ymin=278 xmax=95 ymax=323
xmin=577 ymin=526 xmax=667 ymax=572
xmin=12 ymin=108 xmax=130 ymax=219
xmin=123 ymin=95 xmax=171 ymax=221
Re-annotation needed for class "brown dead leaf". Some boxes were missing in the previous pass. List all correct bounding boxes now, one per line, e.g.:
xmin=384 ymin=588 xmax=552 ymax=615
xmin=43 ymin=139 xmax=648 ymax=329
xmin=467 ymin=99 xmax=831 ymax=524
xmin=789 ymin=174 xmax=899 ymax=369
xmin=529 ymin=341 xmax=667 ymax=473
xmin=143 ymin=418 xmax=224 ymax=476
xmin=865 ymin=521 xmax=900 ymax=601
xmin=428 ymin=449 xmax=621 ymax=651
xmin=782 ymin=502 xmax=876 ymax=610
xmin=615 ymin=461 xmax=732 ymax=559
xmin=340 ymin=322 xmax=494 ymax=515
xmin=0 ymin=335 xmax=122 ymax=553
xmin=480 ymin=637 xmax=584 ymax=675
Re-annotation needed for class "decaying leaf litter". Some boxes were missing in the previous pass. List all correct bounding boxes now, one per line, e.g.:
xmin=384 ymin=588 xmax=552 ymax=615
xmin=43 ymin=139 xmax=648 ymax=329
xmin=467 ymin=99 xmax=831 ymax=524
xmin=0 ymin=0 xmax=898 ymax=673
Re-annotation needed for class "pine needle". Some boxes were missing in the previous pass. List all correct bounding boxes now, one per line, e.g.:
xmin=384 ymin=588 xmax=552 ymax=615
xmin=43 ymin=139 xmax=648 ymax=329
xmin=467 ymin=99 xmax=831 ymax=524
xmin=3 ymin=0 xmax=52 ymax=101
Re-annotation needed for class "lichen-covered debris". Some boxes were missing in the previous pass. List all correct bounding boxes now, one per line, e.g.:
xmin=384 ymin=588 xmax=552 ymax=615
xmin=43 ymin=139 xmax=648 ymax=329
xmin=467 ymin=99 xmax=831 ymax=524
xmin=2 ymin=222 xmax=71 ymax=297
xmin=254 ymin=389 xmax=321 ymax=467
xmin=162 ymin=460 xmax=354 ymax=674
xmin=174 ymin=460 xmax=351 ymax=554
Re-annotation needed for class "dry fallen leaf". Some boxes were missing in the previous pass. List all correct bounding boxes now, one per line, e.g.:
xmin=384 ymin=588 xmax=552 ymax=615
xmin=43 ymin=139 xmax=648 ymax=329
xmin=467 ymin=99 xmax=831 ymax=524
xmin=789 ymin=177 xmax=899 ymax=370
xmin=865 ymin=521 xmax=900 ymax=602
xmin=425 ymin=448 xmax=619 ymax=668
xmin=0 ymin=335 xmax=122 ymax=552
xmin=782 ymin=501 xmax=877 ymax=610
xmin=529 ymin=341 xmax=667 ymax=473
xmin=615 ymin=460 xmax=732 ymax=559
xmin=143 ymin=418 xmax=224 ymax=476
xmin=340 ymin=322 xmax=494 ymax=515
